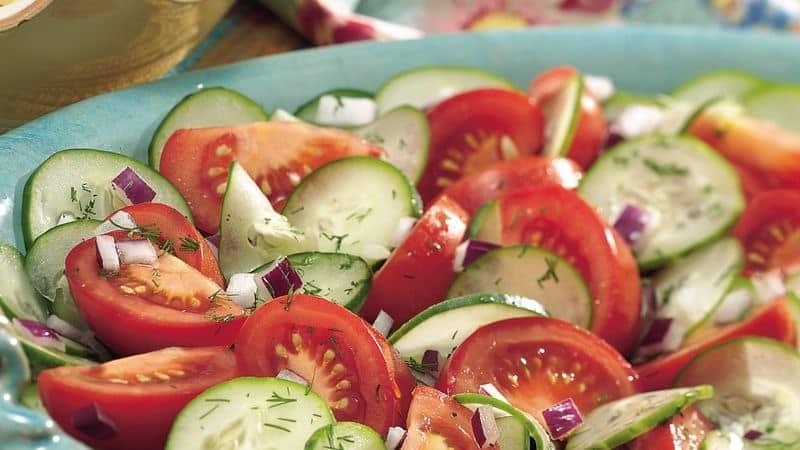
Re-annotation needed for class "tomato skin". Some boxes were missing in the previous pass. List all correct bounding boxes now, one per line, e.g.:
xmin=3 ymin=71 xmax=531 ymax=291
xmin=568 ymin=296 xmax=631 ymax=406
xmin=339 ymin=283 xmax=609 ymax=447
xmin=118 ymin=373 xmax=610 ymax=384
xmin=627 ymin=406 xmax=713 ymax=450
xmin=116 ymin=203 xmax=223 ymax=286
xmin=38 ymin=347 xmax=238 ymax=450
xmin=418 ymin=88 xmax=545 ymax=204
xmin=160 ymin=122 xmax=383 ymax=233
xmin=733 ymin=189 xmax=800 ymax=274
xmin=65 ymin=234 xmax=244 ymax=356
xmin=438 ymin=156 xmax=583 ymax=215
xmin=493 ymin=186 xmax=641 ymax=354
xmin=636 ymin=298 xmax=796 ymax=391
xmin=401 ymin=386 xmax=480 ymax=450
xmin=529 ymin=65 xmax=609 ymax=168
xmin=438 ymin=317 xmax=639 ymax=421
xmin=360 ymin=196 xmax=469 ymax=326
xmin=235 ymin=294 xmax=405 ymax=435
xmin=368 ymin=324 xmax=416 ymax=422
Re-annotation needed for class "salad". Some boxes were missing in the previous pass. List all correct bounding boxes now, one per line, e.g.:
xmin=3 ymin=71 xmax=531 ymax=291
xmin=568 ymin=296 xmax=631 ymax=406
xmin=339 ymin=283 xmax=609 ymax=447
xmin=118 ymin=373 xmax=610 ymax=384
xmin=1 ymin=63 xmax=800 ymax=450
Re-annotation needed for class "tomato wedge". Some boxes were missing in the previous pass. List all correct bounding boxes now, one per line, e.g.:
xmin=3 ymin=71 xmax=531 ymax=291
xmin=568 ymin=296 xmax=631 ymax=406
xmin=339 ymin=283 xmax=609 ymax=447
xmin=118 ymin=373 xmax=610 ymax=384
xmin=627 ymin=406 xmax=714 ymax=450
xmin=688 ymin=109 xmax=800 ymax=186
xmin=115 ymin=203 xmax=223 ymax=286
xmin=417 ymin=88 xmax=544 ymax=204
xmin=401 ymin=386 xmax=480 ymax=450
xmin=159 ymin=121 xmax=384 ymax=233
xmin=733 ymin=190 xmax=800 ymax=274
xmin=489 ymin=185 xmax=641 ymax=353
xmin=529 ymin=65 xmax=609 ymax=168
xmin=438 ymin=317 xmax=639 ymax=422
xmin=360 ymin=195 xmax=469 ymax=326
xmin=234 ymin=293 xmax=408 ymax=436
xmin=438 ymin=156 xmax=583 ymax=215
xmin=636 ymin=298 xmax=796 ymax=391
xmin=38 ymin=347 xmax=238 ymax=450
xmin=65 ymin=232 xmax=244 ymax=355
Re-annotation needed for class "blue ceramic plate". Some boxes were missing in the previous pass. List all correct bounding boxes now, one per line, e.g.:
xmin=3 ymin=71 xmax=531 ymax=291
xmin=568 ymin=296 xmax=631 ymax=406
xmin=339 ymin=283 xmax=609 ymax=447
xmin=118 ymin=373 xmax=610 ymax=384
xmin=0 ymin=26 xmax=799 ymax=449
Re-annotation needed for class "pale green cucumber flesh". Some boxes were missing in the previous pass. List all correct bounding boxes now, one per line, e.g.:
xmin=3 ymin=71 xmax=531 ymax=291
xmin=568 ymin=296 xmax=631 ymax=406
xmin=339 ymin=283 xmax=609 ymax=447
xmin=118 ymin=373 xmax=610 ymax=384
xmin=356 ymin=105 xmax=430 ymax=184
xmin=303 ymin=422 xmax=385 ymax=450
xmin=20 ymin=383 xmax=45 ymax=412
xmin=497 ymin=416 xmax=531 ymax=450
xmin=454 ymin=393 xmax=555 ymax=450
xmin=0 ymin=244 xmax=48 ymax=322
xmin=294 ymin=88 xmax=373 ymax=126
xmin=542 ymin=73 xmax=583 ymax=157
xmin=672 ymin=70 xmax=765 ymax=104
xmin=743 ymin=84 xmax=800 ymax=134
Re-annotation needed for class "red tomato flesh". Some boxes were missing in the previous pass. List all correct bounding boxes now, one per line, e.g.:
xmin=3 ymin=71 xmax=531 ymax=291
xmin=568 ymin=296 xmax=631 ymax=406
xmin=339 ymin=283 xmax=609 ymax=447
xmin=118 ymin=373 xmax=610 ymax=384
xmin=159 ymin=121 xmax=384 ymax=233
xmin=733 ymin=189 xmax=800 ymax=274
xmin=438 ymin=317 xmax=639 ymax=423
xmin=627 ymin=406 xmax=714 ymax=450
xmin=401 ymin=386 xmax=481 ymax=450
xmin=417 ymin=88 xmax=544 ymax=204
xmin=38 ymin=347 xmax=238 ymax=450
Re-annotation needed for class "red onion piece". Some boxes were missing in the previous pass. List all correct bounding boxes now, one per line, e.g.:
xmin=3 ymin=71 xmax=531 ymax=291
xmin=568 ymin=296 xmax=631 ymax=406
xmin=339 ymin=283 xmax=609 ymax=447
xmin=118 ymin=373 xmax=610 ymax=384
xmin=478 ymin=383 xmax=510 ymax=404
xmin=226 ymin=273 xmax=258 ymax=309
xmin=613 ymin=204 xmax=649 ymax=245
xmin=422 ymin=349 xmax=440 ymax=373
xmin=115 ymin=239 xmax=158 ymax=265
xmin=640 ymin=317 xmax=673 ymax=347
xmin=205 ymin=234 xmax=220 ymax=259
xmin=111 ymin=166 xmax=156 ymax=205
xmin=373 ymin=310 xmax=394 ymax=337
xmin=96 ymin=235 xmax=120 ymax=273
xmin=541 ymin=398 xmax=583 ymax=440
xmin=13 ymin=318 xmax=65 ymax=352
xmin=453 ymin=240 xmax=500 ymax=272
xmin=276 ymin=369 xmax=308 ymax=386
xmin=744 ymin=430 xmax=763 ymax=441
xmin=472 ymin=405 xmax=500 ymax=448
xmin=46 ymin=315 xmax=83 ymax=341
xmin=72 ymin=402 xmax=117 ymax=440
xmin=384 ymin=426 xmax=407 ymax=450
xmin=260 ymin=257 xmax=303 ymax=297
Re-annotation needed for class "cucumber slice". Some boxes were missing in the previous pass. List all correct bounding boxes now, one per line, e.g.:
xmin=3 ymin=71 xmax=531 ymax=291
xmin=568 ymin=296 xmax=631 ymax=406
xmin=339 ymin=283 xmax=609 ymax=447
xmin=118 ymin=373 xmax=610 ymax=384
xmin=20 ymin=382 xmax=45 ymax=412
xmin=565 ymin=385 xmax=714 ymax=450
xmin=149 ymin=87 xmax=268 ymax=169
xmin=256 ymin=252 xmax=372 ymax=312
xmin=0 ymin=244 xmax=48 ymax=321
xmin=701 ymin=430 xmax=745 ymax=450
xmin=657 ymin=96 xmax=721 ymax=135
xmin=166 ymin=376 xmax=335 ymax=450
xmin=542 ymin=73 xmax=583 ymax=157
xmin=676 ymin=337 xmax=800 ymax=448
xmin=375 ymin=66 xmax=515 ymax=114
xmin=271 ymin=108 xmax=302 ymax=122
xmin=388 ymin=294 xmax=546 ymax=375
xmin=284 ymin=157 xmax=421 ymax=265
xmin=743 ymin=84 xmax=800 ymax=133
xmin=497 ymin=416 xmax=531 ymax=450
xmin=652 ymin=238 xmax=743 ymax=340
xmin=20 ymin=338 xmax=95 ymax=378
xmin=447 ymin=245 xmax=593 ymax=328
xmin=304 ymin=422 xmax=385 ymax=450
xmin=51 ymin=278 xmax=87 ymax=329
xmin=294 ymin=88 xmax=375 ymax=127
xmin=578 ymin=135 xmax=744 ymax=270
xmin=672 ymin=70 xmax=765 ymax=104
xmin=604 ymin=91 xmax=661 ymax=122
xmin=219 ymin=162 xmax=309 ymax=279
xmin=469 ymin=200 xmax=503 ymax=242
xmin=356 ymin=105 xmax=430 ymax=184
xmin=787 ymin=272 xmax=800 ymax=297
xmin=22 ymin=148 xmax=192 ymax=248
xmin=454 ymin=393 xmax=555 ymax=450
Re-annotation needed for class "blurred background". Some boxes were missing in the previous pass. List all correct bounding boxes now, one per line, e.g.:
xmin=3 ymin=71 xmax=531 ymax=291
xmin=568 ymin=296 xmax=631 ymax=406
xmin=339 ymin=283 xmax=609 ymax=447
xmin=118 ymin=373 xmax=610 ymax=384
xmin=1 ymin=0 xmax=798 ymax=132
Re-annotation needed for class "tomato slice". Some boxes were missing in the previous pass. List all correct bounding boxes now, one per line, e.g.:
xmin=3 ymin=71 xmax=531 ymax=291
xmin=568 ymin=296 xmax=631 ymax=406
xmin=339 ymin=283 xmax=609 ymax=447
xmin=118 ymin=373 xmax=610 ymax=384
xmin=360 ymin=195 xmax=469 ymax=326
xmin=65 ymin=233 xmax=244 ymax=356
xmin=636 ymin=298 xmax=796 ymax=391
xmin=234 ymin=293 xmax=407 ymax=436
xmin=491 ymin=186 xmax=641 ymax=354
xmin=159 ymin=121 xmax=384 ymax=233
xmin=38 ymin=346 xmax=238 ymax=450
xmin=367 ymin=324 xmax=416 ymax=421
xmin=438 ymin=156 xmax=583 ymax=215
xmin=732 ymin=190 xmax=800 ymax=274
xmin=688 ymin=109 xmax=800 ymax=186
xmin=438 ymin=317 xmax=639 ymax=423
xmin=115 ymin=202 xmax=223 ymax=286
xmin=401 ymin=386 xmax=480 ymax=450
xmin=417 ymin=88 xmax=545 ymax=204
xmin=529 ymin=65 xmax=609 ymax=168
xmin=627 ymin=406 xmax=714 ymax=450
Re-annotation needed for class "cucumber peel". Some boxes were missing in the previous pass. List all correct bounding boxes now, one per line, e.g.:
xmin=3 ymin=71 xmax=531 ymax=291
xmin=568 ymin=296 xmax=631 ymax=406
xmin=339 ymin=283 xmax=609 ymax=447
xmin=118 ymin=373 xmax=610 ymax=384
xmin=454 ymin=393 xmax=556 ymax=450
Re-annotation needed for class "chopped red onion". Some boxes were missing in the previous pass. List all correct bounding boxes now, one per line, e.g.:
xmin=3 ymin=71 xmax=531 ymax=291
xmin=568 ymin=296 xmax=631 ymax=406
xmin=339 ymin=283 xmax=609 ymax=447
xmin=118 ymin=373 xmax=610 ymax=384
xmin=111 ymin=167 xmax=156 ymax=205
xmin=46 ymin=315 xmax=83 ymax=341
xmin=384 ymin=426 xmax=407 ymax=450
xmin=96 ymin=235 xmax=120 ymax=273
xmin=472 ymin=405 xmax=500 ymax=448
xmin=410 ymin=371 xmax=437 ymax=386
xmin=205 ymin=234 xmax=220 ymax=259
xmin=422 ymin=349 xmax=440 ymax=373
xmin=542 ymin=398 xmax=583 ymax=440
xmin=751 ymin=270 xmax=786 ymax=303
xmin=260 ymin=257 xmax=303 ymax=297
xmin=584 ymin=75 xmax=615 ymax=103
xmin=744 ymin=430 xmax=762 ymax=441
xmin=226 ymin=273 xmax=258 ymax=309
xmin=640 ymin=317 xmax=673 ymax=347
xmin=12 ymin=318 xmax=65 ymax=352
xmin=453 ymin=240 xmax=500 ymax=272
xmin=373 ymin=310 xmax=394 ymax=337
xmin=392 ymin=217 xmax=418 ymax=247
xmin=115 ymin=239 xmax=158 ymax=265
xmin=713 ymin=289 xmax=754 ymax=325
xmin=95 ymin=211 xmax=137 ymax=236
xmin=478 ymin=383 xmax=510 ymax=404
xmin=604 ymin=131 xmax=625 ymax=149
xmin=72 ymin=403 xmax=117 ymax=440
xmin=613 ymin=204 xmax=649 ymax=245
xmin=276 ymin=368 xmax=308 ymax=386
